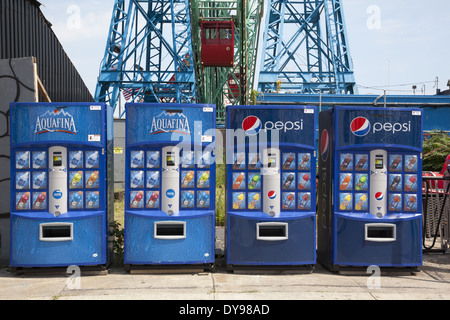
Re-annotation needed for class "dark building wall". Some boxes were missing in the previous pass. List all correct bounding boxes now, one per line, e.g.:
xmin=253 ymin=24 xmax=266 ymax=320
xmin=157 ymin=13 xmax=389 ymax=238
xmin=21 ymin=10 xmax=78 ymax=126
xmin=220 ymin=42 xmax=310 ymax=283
xmin=0 ymin=0 xmax=93 ymax=102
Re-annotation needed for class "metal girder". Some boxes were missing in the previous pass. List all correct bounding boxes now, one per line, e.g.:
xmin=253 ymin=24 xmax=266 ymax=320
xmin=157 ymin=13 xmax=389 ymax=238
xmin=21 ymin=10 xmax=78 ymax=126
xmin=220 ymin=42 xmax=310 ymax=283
xmin=94 ymin=0 xmax=197 ymax=117
xmin=258 ymin=0 xmax=357 ymax=95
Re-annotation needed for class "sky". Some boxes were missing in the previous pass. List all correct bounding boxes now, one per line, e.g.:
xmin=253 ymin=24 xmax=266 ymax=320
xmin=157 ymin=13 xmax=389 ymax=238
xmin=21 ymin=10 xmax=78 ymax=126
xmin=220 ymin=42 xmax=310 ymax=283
xmin=39 ymin=0 xmax=450 ymax=98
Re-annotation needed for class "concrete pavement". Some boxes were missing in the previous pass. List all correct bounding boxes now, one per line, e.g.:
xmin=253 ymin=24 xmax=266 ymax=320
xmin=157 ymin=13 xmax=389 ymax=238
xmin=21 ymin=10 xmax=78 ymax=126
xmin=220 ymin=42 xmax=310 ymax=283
xmin=0 ymin=228 xmax=449 ymax=301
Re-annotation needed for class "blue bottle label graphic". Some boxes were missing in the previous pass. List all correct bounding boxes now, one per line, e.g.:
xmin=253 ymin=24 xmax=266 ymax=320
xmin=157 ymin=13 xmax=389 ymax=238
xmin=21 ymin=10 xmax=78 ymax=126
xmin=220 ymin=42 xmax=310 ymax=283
xmin=86 ymin=191 xmax=100 ymax=209
xmin=130 ymin=171 xmax=144 ymax=189
xmin=130 ymin=150 xmax=144 ymax=169
xmin=86 ymin=151 xmax=100 ymax=169
xmin=16 ymin=151 xmax=30 ymax=170
xmin=146 ymin=171 xmax=160 ymax=189
xmin=181 ymin=191 xmax=194 ymax=208
xmin=69 ymin=191 xmax=83 ymax=209
xmin=197 ymin=191 xmax=210 ymax=208
xmin=69 ymin=151 xmax=83 ymax=169
xmin=16 ymin=172 xmax=30 ymax=190
xmin=33 ymin=151 xmax=47 ymax=169
xmin=32 ymin=172 xmax=47 ymax=190
xmin=147 ymin=151 xmax=160 ymax=168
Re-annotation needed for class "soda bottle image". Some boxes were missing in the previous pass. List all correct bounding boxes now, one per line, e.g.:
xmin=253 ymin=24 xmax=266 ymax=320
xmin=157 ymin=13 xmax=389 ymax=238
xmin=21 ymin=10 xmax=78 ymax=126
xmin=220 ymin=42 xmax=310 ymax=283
xmin=233 ymin=173 xmax=244 ymax=189
xmin=70 ymin=192 xmax=82 ymax=208
xmin=148 ymin=152 xmax=159 ymax=167
xmin=87 ymin=151 xmax=99 ymax=168
xmin=339 ymin=174 xmax=352 ymax=191
xmin=298 ymin=173 xmax=310 ymax=190
xmin=130 ymin=171 xmax=143 ymax=189
xmin=299 ymin=154 xmax=310 ymax=170
xmin=16 ymin=152 xmax=29 ymax=169
xmin=233 ymin=193 xmax=245 ymax=210
xmin=17 ymin=193 xmax=30 ymax=209
xmin=198 ymin=192 xmax=209 ymax=208
xmin=356 ymin=155 xmax=367 ymax=170
xmin=406 ymin=195 xmax=417 ymax=211
xmin=283 ymin=193 xmax=295 ymax=209
xmin=405 ymin=156 xmax=417 ymax=171
xmin=182 ymin=171 xmax=194 ymax=187
xmin=182 ymin=152 xmax=194 ymax=167
xmin=390 ymin=156 xmax=401 ymax=171
xmin=198 ymin=172 xmax=210 ymax=188
xmin=389 ymin=195 xmax=401 ymax=210
xmin=355 ymin=175 xmax=367 ymax=191
xmin=248 ymin=154 xmax=259 ymax=169
xmin=233 ymin=153 xmax=245 ymax=170
xmin=70 ymin=151 xmax=82 ymax=167
xmin=283 ymin=173 xmax=295 ymax=189
xmin=131 ymin=151 xmax=144 ymax=167
xmin=87 ymin=171 xmax=99 ymax=188
xmin=283 ymin=154 xmax=294 ymax=169
xmin=340 ymin=194 xmax=352 ymax=210
xmin=147 ymin=172 xmax=159 ymax=188
xmin=182 ymin=192 xmax=194 ymax=207
xmin=70 ymin=171 xmax=83 ymax=188
xmin=389 ymin=175 xmax=401 ymax=191
xmin=131 ymin=191 xmax=144 ymax=208
xmin=340 ymin=155 xmax=352 ymax=170
xmin=248 ymin=174 xmax=260 ymax=190
xmin=404 ymin=176 xmax=417 ymax=192
xmin=355 ymin=194 xmax=367 ymax=211
xmin=33 ymin=193 xmax=46 ymax=209
xmin=248 ymin=193 xmax=260 ymax=210
xmin=33 ymin=172 xmax=46 ymax=189
xmin=147 ymin=192 xmax=159 ymax=207
xmin=87 ymin=192 xmax=99 ymax=208
xmin=34 ymin=152 xmax=46 ymax=168
xmin=298 ymin=193 xmax=310 ymax=210
xmin=16 ymin=172 xmax=29 ymax=189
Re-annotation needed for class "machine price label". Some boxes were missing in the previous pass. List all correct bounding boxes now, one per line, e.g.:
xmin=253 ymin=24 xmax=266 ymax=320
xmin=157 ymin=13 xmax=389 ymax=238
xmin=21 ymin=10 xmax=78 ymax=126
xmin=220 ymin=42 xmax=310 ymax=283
xmin=203 ymin=107 xmax=214 ymax=113
xmin=90 ymin=105 xmax=102 ymax=111
xmin=304 ymin=108 xmax=315 ymax=114
xmin=88 ymin=134 xmax=101 ymax=142
xmin=412 ymin=111 xmax=421 ymax=116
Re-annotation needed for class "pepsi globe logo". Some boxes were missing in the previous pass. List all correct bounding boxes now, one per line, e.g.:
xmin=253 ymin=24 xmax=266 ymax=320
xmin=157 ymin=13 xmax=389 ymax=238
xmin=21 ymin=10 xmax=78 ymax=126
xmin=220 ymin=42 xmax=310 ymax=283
xmin=242 ymin=116 xmax=262 ymax=136
xmin=53 ymin=190 xmax=63 ymax=199
xmin=268 ymin=191 xmax=277 ymax=200
xmin=166 ymin=189 xmax=176 ymax=199
xmin=321 ymin=129 xmax=329 ymax=161
xmin=375 ymin=192 xmax=384 ymax=201
xmin=351 ymin=117 xmax=371 ymax=137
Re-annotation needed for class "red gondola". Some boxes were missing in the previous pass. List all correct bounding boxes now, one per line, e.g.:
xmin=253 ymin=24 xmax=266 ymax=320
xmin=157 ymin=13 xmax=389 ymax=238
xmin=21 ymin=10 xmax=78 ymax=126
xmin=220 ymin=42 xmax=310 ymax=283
xmin=201 ymin=20 xmax=235 ymax=67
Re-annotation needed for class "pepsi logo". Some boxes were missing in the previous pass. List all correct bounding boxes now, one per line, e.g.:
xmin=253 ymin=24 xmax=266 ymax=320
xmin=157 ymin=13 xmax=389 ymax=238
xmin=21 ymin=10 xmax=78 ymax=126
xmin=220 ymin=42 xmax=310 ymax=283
xmin=52 ymin=190 xmax=63 ymax=200
xmin=321 ymin=129 xmax=329 ymax=161
xmin=375 ymin=192 xmax=384 ymax=201
xmin=166 ymin=189 xmax=176 ymax=199
xmin=268 ymin=191 xmax=277 ymax=200
xmin=351 ymin=117 xmax=371 ymax=137
xmin=242 ymin=116 xmax=262 ymax=136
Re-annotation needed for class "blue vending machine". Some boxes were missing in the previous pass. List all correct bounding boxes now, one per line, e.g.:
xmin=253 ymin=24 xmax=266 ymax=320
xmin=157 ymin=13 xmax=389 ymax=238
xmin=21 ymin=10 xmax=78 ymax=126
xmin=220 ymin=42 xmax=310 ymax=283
xmin=10 ymin=103 xmax=114 ymax=269
xmin=124 ymin=103 xmax=216 ymax=270
xmin=317 ymin=106 xmax=423 ymax=272
xmin=226 ymin=105 xmax=317 ymax=271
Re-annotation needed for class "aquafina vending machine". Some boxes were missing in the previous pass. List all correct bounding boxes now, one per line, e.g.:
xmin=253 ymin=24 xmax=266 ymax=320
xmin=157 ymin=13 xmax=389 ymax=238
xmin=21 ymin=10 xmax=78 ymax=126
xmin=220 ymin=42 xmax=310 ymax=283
xmin=10 ymin=103 xmax=114 ymax=269
xmin=124 ymin=103 xmax=216 ymax=270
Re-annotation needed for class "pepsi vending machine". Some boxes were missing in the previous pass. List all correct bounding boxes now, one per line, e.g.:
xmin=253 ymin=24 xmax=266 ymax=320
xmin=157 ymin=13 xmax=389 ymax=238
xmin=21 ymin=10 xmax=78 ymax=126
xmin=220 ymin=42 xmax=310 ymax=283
xmin=10 ymin=103 xmax=114 ymax=269
xmin=318 ymin=106 xmax=423 ymax=271
xmin=124 ymin=103 xmax=216 ymax=269
xmin=226 ymin=105 xmax=317 ymax=270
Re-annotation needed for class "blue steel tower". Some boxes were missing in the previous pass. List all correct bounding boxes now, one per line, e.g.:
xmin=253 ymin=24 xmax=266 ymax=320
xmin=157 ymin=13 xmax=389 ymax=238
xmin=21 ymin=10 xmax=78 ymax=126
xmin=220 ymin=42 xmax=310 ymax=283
xmin=258 ymin=0 xmax=357 ymax=94
xmin=95 ymin=0 xmax=197 ymax=116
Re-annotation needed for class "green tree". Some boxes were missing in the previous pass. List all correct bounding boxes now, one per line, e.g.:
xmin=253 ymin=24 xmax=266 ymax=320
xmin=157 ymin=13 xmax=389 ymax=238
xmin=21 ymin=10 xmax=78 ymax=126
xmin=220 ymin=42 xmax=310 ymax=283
xmin=423 ymin=131 xmax=450 ymax=172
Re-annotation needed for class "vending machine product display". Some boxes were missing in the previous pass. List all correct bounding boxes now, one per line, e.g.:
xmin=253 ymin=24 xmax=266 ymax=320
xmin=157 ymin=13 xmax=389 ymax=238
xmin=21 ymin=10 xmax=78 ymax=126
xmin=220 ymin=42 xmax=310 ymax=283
xmin=226 ymin=105 xmax=317 ymax=270
xmin=10 ymin=103 xmax=114 ymax=268
xmin=317 ymin=106 xmax=423 ymax=271
xmin=124 ymin=103 xmax=216 ymax=268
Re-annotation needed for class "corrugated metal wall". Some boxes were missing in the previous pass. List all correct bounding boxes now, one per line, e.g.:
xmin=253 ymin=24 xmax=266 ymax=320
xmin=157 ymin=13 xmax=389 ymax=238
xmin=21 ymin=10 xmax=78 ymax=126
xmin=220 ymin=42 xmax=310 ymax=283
xmin=0 ymin=0 xmax=93 ymax=102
